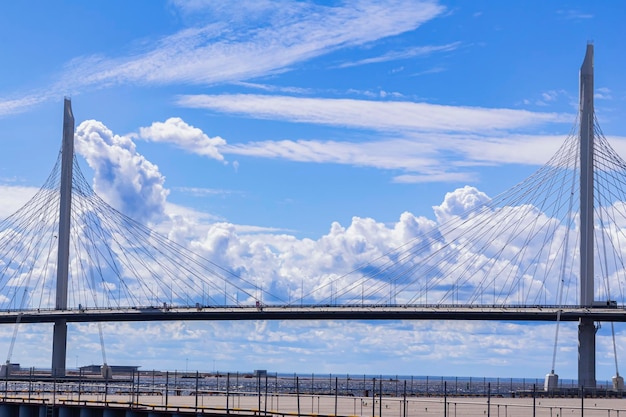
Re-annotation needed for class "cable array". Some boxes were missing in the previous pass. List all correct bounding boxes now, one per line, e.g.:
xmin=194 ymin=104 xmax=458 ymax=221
xmin=0 ymin=150 xmax=275 ymax=311
xmin=306 ymin=118 xmax=626 ymax=308
xmin=2 ymin=116 xmax=626 ymax=311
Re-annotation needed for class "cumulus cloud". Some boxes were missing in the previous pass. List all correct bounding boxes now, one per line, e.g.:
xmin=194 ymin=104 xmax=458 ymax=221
xmin=137 ymin=117 xmax=227 ymax=161
xmin=1 ymin=127 xmax=622 ymax=377
xmin=75 ymin=120 xmax=169 ymax=224
xmin=433 ymin=185 xmax=490 ymax=222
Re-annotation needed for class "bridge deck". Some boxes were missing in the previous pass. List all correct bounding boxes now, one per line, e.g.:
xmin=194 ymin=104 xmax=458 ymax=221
xmin=0 ymin=304 xmax=625 ymax=324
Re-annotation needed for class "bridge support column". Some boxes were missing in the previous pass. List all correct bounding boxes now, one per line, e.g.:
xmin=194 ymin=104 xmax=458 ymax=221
xmin=578 ymin=318 xmax=596 ymax=388
xmin=18 ymin=404 xmax=40 ymax=417
xmin=0 ymin=404 xmax=18 ymax=417
xmin=103 ymin=410 xmax=125 ymax=417
xmin=58 ymin=406 xmax=79 ymax=417
xmin=578 ymin=43 xmax=596 ymax=389
xmin=79 ymin=406 xmax=101 ymax=417
xmin=52 ymin=319 xmax=68 ymax=377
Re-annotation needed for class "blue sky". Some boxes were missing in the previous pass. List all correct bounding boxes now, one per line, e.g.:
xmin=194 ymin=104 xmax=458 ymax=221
xmin=1 ymin=0 xmax=626 ymax=379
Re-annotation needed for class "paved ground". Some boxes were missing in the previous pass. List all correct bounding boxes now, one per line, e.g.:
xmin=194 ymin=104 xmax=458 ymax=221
xmin=15 ymin=392 xmax=626 ymax=416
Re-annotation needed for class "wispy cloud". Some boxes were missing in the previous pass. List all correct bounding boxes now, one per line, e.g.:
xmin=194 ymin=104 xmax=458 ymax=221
xmin=411 ymin=66 xmax=446 ymax=77
xmin=123 ymin=111 xmax=570 ymax=184
xmin=60 ymin=1 xmax=445 ymax=89
xmin=339 ymin=42 xmax=461 ymax=68
xmin=232 ymin=82 xmax=314 ymax=95
xmin=0 ymin=94 xmax=51 ymax=117
xmin=557 ymin=9 xmax=594 ymax=20
xmin=595 ymin=87 xmax=612 ymax=100
xmin=174 ymin=187 xmax=237 ymax=197
xmin=0 ymin=1 xmax=445 ymax=117
xmin=220 ymin=133 xmax=565 ymax=182
xmin=393 ymin=172 xmax=478 ymax=183
xmin=177 ymin=94 xmax=572 ymax=133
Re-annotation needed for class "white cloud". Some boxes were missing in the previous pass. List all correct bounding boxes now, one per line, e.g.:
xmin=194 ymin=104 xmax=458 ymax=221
xmin=137 ymin=117 xmax=227 ymax=161
xmin=232 ymin=81 xmax=313 ymax=95
xmin=61 ymin=0 xmax=445 ymax=89
xmin=177 ymin=94 xmax=571 ymax=133
xmin=595 ymin=87 xmax=612 ymax=100
xmin=221 ymin=133 xmax=566 ymax=178
xmin=339 ymin=42 xmax=461 ymax=68
xmin=1 ymin=319 xmax=589 ymax=377
xmin=557 ymin=9 xmax=593 ymax=20
xmin=223 ymin=138 xmax=441 ymax=171
xmin=0 ymin=185 xmax=39 ymax=219
xmin=1 ymin=1 xmax=445 ymax=117
xmin=0 ymin=94 xmax=51 ymax=117
xmin=411 ymin=66 xmax=446 ymax=76
xmin=432 ymin=185 xmax=490 ymax=223
xmin=4 ymin=118 xmax=622 ymax=377
xmin=75 ymin=120 xmax=169 ymax=224
xmin=0 ymin=130 xmax=622 ymax=378
xmin=392 ymin=172 xmax=477 ymax=183
xmin=173 ymin=187 xmax=237 ymax=197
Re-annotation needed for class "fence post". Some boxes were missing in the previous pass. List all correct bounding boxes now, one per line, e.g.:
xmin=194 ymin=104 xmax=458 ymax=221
xmin=28 ymin=367 xmax=32 ymax=402
xmin=104 ymin=370 xmax=109 ymax=404
xmin=335 ymin=377 xmax=338 ymax=416
xmin=581 ymin=386 xmax=584 ymax=417
xmin=165 ymin=371 xmax=169 ymax=408
xmin=257 ymin=372 xmax=261 ymax=414
xmin=403 ymin=380 xmax=407 ymax=417
xmin=487 ymin=382 xmax=491 ymax=417
xmin=78 ymin=367 xmax=82 ymax=403
xmin=226 ymin=372 xmax=229 ymax=415
xmin=264 ymin=373 xmax=268 ymax=415
xmin=444 ymin=381 xmax=447 ymax=417
xmin=130 ymin=369 xmax=135 ymax=407
xmin=379 ymin=377 xmax=383 ymax=417
xmin=136 ymin=369 xmax=141 ymax=406
xmin=3 ymin=365 xmax=7 ymax=400
xmin=297 ymin=376 xmax=301 ymax=417
xmin=373 ymin=378 xmax=376 ymax=417
xmin=196 ymin=370 xmax=200 ymax=414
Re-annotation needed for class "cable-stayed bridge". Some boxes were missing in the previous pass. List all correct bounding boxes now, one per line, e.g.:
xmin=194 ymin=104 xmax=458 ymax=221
xmin=0 ymin=45 xmax=624 ymax=389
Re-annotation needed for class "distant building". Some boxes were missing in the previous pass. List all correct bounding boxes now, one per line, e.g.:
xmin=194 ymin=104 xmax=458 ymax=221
xmin=79 ymin=365 xmax=140 ymax=374
xmin=0 ymin=363 xmax=20 ymax=376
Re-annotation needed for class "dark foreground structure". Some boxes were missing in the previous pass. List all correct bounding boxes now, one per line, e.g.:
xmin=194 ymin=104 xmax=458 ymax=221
xmin=1 ymin=371 xmax=626 ymax=417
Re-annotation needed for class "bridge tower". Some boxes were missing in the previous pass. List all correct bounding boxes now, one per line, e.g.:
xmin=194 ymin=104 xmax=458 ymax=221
xmin=578 ymin=43 xmax=596 ymax=388
xmin=51 ymin=98 xmax=74 ymax=377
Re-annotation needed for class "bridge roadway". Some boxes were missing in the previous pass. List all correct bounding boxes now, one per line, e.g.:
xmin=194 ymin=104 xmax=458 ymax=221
xmin=0 ymin=304 xmax=626 ymax=324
